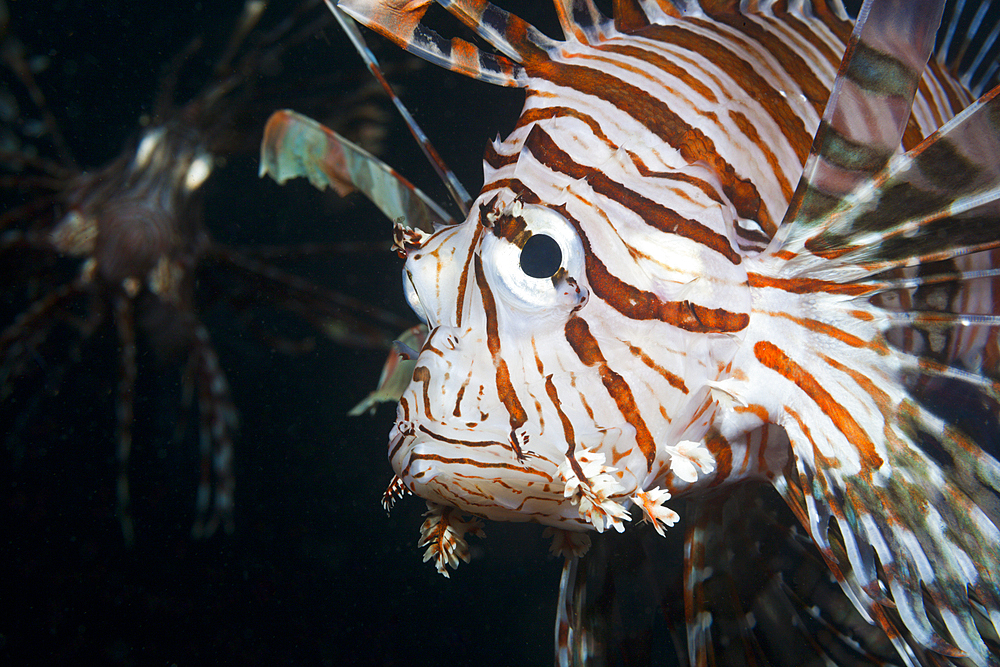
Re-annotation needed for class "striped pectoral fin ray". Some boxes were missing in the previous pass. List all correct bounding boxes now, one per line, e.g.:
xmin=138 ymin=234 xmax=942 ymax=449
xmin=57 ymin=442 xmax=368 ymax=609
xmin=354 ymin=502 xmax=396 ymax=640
xmin=780 ymin=0 xmax=947 ymax=240
xmin=777 ymin=83 xmax=1000 ymax=270
xmin=757 ymin=335 xmax=1000 ymax=663
xmin=330 ymin=3 xmax=472 ymax=215
xmin=336 ymin=0 xmax=534 ymax=86
xmin=937 ymin=0 xmax=1000 ymax=96
xmin=260 ymin=109 xmax=454 ymax=232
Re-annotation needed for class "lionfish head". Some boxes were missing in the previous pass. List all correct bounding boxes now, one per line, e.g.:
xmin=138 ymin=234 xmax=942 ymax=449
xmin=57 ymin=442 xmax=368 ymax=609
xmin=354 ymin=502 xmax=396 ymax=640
xmin=391 ymin=149 xmax=747 ymax=532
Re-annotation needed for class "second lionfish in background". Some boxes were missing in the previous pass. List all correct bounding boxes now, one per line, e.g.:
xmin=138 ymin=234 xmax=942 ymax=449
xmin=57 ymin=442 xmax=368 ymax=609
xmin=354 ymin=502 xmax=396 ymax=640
xmin=0 ymin=0 xmax=407 ymax=543
xmin=265 ymin=0 xmax=1000 ymax=665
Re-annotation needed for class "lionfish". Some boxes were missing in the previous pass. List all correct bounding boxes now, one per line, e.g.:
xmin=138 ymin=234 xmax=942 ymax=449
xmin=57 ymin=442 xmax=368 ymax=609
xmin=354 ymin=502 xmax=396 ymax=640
xmin=263 ymin=0 xmax=1000 ymax=664
xmin=0 ymin=0 xmax=405 ymax=542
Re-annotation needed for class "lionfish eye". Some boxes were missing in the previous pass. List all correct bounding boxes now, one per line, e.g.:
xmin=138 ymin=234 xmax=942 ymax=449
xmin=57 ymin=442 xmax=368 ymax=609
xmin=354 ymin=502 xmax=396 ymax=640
xmin=479 ymin=203 xmax=586 ymax=312
xmin=519 ymin=233 xmax=562 ymax=279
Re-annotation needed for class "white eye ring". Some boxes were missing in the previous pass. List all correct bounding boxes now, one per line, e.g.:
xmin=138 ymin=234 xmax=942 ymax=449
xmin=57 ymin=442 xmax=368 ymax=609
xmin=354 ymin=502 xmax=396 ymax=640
xmin=481 ymin=204 xmax=587 ymax=312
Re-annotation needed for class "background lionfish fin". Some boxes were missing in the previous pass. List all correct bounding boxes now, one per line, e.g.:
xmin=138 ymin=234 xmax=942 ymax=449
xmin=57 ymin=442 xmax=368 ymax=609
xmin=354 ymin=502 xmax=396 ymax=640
xmin=555 ymin=525 xmax=688 ymax=666
xmin=936 ymin=0 xmax=1000 ymax=96
xmin=685 ymin=483 xmax=910 ymax=667
xmin=260 ymin=110 xmax=454 ymax=231
xmin=780 ymin=0 xmax=947 ymax=238
xmin=330 ymin=3 xmax=472 ymax=215
xmin=336 ymin=0 xmax=537 ymax=86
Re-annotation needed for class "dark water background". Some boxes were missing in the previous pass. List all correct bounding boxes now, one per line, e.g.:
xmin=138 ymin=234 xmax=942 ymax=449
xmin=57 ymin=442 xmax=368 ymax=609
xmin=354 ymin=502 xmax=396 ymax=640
xmin=7 ymin=1 xmax=997 ymax=665
xmin=0 ymin=1 xmax=566 ymax=665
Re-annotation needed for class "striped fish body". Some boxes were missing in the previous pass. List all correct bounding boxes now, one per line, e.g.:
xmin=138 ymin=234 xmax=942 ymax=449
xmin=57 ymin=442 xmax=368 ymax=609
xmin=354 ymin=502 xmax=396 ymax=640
xmin=303 ymin=0 xmax=1000 ymax=664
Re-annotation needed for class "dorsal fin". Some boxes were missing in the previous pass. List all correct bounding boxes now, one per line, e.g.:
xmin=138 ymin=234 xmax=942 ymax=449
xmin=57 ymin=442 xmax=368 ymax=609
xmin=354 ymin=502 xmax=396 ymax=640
xmin=337 ymin=0 xmax=555 ymax=86
xmin=779 ymin=84 xmax=1000 ymax=271
xmin=552 ymin=0 xmax=614 ymax=44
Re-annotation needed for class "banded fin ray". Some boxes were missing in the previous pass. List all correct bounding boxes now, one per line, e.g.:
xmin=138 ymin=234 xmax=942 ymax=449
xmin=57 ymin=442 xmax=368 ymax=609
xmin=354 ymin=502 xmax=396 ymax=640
xmin=551 ymin=0 xmax=613 ymax=44
xmin=750 ymin=102 xmax=1000 ymax=662
xmin=328 ymin=1 xmax=473 ymax=215
xmin=337 ymin=0 xmax=555 ymax=86
xmin=746 ymin=9 xmax=1000 ymax=665
xmin=938 ymin=0 xmax=1000 ymax=95
xmin=780 ymin=0 xmax=948 ymax=244
xmin=778 ymin=84 xmax=1000 ymax=273
xmin=259 ymin=109 xmax=455 ymax=231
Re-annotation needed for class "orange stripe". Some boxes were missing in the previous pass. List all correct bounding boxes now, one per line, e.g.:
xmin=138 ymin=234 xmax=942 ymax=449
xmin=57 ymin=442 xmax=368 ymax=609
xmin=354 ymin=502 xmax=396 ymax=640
xmin=565 ymin=316 xmax=656 ymax=467
xmin=475 ymin=254 xmax=527 ymax=459
xmin=407 ymin=452 xmax=548 ymax=478
xmin=705 ymin=432 xmax=732 ymax=487
xmin=771 ymin=310 xmax=886 ymax=353
xmin=754 ymin=340 xmax=884 ymax=470
xmin=748 ymin=272 xmax=877 ymax=296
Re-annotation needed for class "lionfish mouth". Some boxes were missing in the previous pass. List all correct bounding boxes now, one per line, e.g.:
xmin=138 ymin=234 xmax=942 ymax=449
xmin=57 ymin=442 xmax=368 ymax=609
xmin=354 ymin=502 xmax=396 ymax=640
xmin=386 ymin=412 xmax=570 ymax=523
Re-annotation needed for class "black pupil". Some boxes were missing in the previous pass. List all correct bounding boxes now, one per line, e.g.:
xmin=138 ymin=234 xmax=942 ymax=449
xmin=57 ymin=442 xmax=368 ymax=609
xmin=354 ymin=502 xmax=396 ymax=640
xmin=520 ymin=234 xmax=562 ymax=279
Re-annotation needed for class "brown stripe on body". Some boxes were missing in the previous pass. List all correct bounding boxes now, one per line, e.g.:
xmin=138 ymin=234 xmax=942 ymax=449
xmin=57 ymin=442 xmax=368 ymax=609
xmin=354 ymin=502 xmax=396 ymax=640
xmin=804 ymin=1 xmax=854 ymax=44
xmin=412 ymin=366 xmax=435 ymax=421
xmin=516 ymin=104 xmax=616 ymax=148
xmin=623 ymin=20 xmax=816 ymax=163
xmin=704 ymin=431 xmax=732 ymax=487
xmin=696 ymin=11 xmax=831 ymax=119
xmin=524 ymin=57 xmax=773 ymax=231
xmin=727 ymin=108 xmax=793 ymax=232
xmin=453 ymin=368 xmax=472 ymax=417
xmin=523 ymin=125 xmax=742 ymax=264
xmin=479 ymin=178 xmax=542 ymax=206
xmin=753 ymin=340 xmax=884 ymax=470
xmin=417 ymin=424 xmax=516 ymax=448
xmin=729 ymin=109 xmax=795 ymax=206
xmin=544 ymin=375 xmax=576 ymax=456
xmin=775 ymin=8 xmax=850 ymax=75
xmin=474 ymin=253 xmax=527 ymax=460
xmin=565 ymin=316 xmax=656 ymax=467
xmin=626 ymin=341 xmax=689 ymax=392
xmin=600 ymin=42 xmax=719 ymax=104
xmin=631 ymin=159 xmax=726 ymax=207
xmin=405 ymin=452 xmax=549 ymax=478
xmin=552 ymin=200 xmax=748 ymax=332
xmin=454 ymin=206 xmax=491 ymax=326
xmin=544 ymin=374 xmax=593 ymax=484
xmin=484 ymin=140 xmax=518 ymax=170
